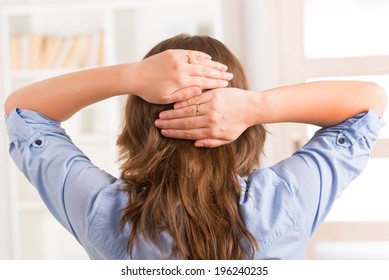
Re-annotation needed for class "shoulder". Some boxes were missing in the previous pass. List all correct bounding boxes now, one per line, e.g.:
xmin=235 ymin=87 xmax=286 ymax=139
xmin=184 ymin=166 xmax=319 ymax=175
xmin=238 ymin=110 xmax=385 ymax=258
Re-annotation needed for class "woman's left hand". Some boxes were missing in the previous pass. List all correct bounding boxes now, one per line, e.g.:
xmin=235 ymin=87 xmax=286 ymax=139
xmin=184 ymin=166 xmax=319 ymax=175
xmin=131 ymin=49 xmax=234 ymax=104
xmin=154 ymin=87 xmax=257 ymax=147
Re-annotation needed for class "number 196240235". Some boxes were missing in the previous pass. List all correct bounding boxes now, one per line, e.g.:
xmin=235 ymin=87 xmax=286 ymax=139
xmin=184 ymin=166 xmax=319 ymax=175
xmin=214 ymin=266 xmax=268 ymax=276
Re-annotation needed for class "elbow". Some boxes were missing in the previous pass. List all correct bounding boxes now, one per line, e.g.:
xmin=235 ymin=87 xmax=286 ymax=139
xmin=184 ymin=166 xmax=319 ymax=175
xmin=4 ymin=93 xmax=16 ymax=116
xmin=367 ymin=82 xmax=386 ymax=117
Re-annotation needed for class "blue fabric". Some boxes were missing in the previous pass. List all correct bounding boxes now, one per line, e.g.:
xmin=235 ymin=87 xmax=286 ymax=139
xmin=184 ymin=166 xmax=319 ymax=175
xmin=5 ymin=108 xmax=384 ymax=259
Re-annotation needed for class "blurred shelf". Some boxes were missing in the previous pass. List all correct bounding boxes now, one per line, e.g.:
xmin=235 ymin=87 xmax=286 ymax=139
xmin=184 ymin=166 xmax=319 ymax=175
xmin=1 ymin=0 xmax=223 ymax=260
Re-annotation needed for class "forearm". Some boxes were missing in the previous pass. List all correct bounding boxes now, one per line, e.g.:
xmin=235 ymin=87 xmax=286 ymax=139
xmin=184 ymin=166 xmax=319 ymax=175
xmin=153 ymin=80 xmax=386 ymax=148
xmin=4 ymin=50 xmax=232 ymax=121
xmin=4 ymin=64 xmax=130 ymax=121
xmin=253 ymin=81 xmax=386 ymax=127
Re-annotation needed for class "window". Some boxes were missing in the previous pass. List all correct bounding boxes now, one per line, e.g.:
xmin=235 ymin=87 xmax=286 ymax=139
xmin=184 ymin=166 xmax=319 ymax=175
xmin=304 ymin=0 xmax=389 ymax=58
xmin=278 ymin=0 xmax=389 ymax=258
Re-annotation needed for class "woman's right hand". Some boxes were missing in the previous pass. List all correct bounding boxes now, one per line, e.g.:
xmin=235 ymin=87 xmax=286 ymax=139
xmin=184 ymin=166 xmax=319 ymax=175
xmin=130 ymin=49 xmax=234 ymax=104
xmin=154 ymin=87 xmax=259 ymax=147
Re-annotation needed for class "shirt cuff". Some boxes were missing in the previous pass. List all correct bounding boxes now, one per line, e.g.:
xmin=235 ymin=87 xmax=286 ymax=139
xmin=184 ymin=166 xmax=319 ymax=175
xmin=341 ymin=109 xmax=385 ymax=148
xmin=5 ymin=108 xmax=63 ymax=144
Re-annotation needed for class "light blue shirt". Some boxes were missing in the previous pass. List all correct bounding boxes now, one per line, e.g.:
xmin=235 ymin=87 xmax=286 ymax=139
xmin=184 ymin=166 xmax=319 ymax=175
xmin=5 ymin=108 xmax=384 ymax=259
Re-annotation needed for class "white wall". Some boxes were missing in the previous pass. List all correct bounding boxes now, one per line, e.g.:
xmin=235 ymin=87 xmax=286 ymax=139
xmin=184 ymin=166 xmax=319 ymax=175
xmin=0 ymin=125 xmax=12 ymax=260
xmin=225 ymin=0 xmax=291 ymax=166
xmin=222 ymin=0 xmax=281 ymax=91
xmin=241 ymin=0 xmax=280 ymax=91
xmin=220 ymin=0 xmax=244 ymax=60
xmin=0 ymin=2 xmax=12 ymax=258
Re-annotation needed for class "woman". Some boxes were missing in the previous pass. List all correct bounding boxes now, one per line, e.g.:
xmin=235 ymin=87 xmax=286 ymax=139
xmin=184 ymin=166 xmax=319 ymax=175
xmin=4 ymin=34 xmax=386 ymax=260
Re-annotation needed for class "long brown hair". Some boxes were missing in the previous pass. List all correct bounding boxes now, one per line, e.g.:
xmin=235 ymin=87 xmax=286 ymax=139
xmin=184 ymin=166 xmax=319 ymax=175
xmin=117 ymin=34 xmax=266 ymax=259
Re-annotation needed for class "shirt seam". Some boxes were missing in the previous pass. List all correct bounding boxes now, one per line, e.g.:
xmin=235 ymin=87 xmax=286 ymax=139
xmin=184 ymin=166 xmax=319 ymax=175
xmin=85 ymin=189 xmax=127 ymax=259
xmin=259 ymin=168 xmax=304 ymax=249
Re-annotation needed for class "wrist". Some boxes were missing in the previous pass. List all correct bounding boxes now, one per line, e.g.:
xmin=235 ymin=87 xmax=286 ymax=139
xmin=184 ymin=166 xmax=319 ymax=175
xmin=246 ymin=90 xmax=266 ymax=126
xmin=118 ymin=62 xmax=139 ymax=95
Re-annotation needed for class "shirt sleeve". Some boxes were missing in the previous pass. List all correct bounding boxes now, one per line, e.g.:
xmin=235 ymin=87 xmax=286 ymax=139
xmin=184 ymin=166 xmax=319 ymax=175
xmin=5 ymin=108 xmax=118 ymax=246
xmin=269 ymin=109 xmax=385 ymax=238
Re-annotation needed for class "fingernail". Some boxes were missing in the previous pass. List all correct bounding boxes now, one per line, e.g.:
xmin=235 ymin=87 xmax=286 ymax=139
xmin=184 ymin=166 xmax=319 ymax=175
xmin=159 ymin=111 xmax=167 ymax=118
xmin=195 ymin=142 xmax=205 ymax=148
xmin=192 ymin=88 xmax=201 ymax=95
xmin=226 ymin=72 xmax=233 ymax=80
xmin=154 ymin=119 xmax=162 ymax=126
xmin=221 ymin=80 xmax=229 ymax=87
xmin=174 ymin=103 xmax=182 ymax=109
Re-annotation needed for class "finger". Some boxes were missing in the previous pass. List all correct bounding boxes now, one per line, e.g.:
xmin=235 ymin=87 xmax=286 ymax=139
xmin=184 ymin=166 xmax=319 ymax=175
xmin=163 ymin=87 xmax=201 ymax=104
xmin=159 ymin=100 xmax=208 ymax=119
xmin=197 ymin=59 xmax=228 ymax=72
xmin=186 ymin=50 xmax=229 ymax=71
xmin=187 ymin=50 xmax=212 ymax=60
xmin=160 ymin=128 xmax=211 ymax=141
xmin=172 ymin=97 xmax=198 ymax=110
xmin=194 ymin=139 xmax=230 ymax=148
xmin=188 ymin=64 xmax=233 ymax=80
xmin=158 ymin=105 xmax=200 ymax=120
xmin=173 ymin=91 xmax=214 ymax=109
xmin=188 ymin=76 xmax=229 ymax=90
xmin=155 ymin=116 xmax=208 ymax=130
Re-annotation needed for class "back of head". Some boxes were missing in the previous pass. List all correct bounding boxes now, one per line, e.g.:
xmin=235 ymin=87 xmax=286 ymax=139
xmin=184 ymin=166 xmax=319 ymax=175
xmin=117 ymin=34 xmax=266 ymax=259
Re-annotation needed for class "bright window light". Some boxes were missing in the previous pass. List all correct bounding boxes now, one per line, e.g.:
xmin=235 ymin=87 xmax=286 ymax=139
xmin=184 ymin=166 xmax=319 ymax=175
xmin=304 ymin=0 xmax=389 ymax=58
xmin=326 ymin=158 xmax=389 ymax=222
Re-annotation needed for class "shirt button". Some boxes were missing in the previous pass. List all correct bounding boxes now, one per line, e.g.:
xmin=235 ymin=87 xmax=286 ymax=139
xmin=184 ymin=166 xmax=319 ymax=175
xmin=338 ymin=137 xmax=345 ymax=144
xmin=34 ymin=139 xmax=43 ymax=146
